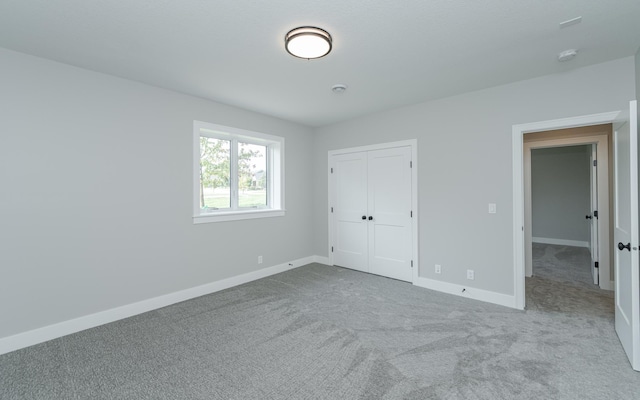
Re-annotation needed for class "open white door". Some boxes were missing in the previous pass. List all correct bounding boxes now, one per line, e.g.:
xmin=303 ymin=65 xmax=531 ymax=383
xmin=589 ymin=144 xmax=599 ymax=285
xmin=613 ymin=100 xmax=640 ymax=371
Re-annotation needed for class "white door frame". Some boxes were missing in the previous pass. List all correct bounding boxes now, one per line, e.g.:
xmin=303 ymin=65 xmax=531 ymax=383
xmin=590 ymin=144 xmax=600 ymax=285
xmin=523 ymin=134 xmax=610 ymax=289
xmin=512 ymin=111 xmax=625 ymax=310
xmin=328 ymin=139 xmax=419 ymax=283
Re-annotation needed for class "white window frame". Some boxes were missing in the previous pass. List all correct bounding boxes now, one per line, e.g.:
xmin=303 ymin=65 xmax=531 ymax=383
xmin=193 ymin=121 xmax=285 ymax=223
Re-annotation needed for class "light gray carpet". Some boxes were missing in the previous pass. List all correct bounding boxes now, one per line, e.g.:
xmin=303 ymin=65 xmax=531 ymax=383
xmin=1 ymin=263 xmax=638 ymax=399
xmin=532 ymin=243 xmax=600 ymax=289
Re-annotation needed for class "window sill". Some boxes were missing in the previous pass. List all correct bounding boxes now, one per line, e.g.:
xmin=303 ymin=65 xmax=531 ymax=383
xmin=193 ymin=209 xmax=285 ymax=224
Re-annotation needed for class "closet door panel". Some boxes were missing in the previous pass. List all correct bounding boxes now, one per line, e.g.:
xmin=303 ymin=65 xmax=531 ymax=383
xmin=367 ymin=147 xmax=412 ymax=282
xmin=332 ymin=152 xmax=368 ymax=272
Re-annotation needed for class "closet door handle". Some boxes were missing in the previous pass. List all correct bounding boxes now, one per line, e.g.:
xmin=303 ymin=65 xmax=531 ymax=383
xmin=368 ymin=216 xmax=373 ymax=221
xmin=585 ymin=215 xmax=592 ymax=220
xmin=618 ymin=242 xmax=631 ymax=251
xmin=362 ymin=215 xmax=367 ymax=220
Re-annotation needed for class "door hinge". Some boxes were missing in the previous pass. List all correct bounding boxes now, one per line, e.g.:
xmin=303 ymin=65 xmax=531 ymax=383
xmin=595 ymin=261 xmax=599 ymax=269
xmin=593 ymin=160 xmax=597 ymax=167
xmin=331 ymin=246 xmax=334 ymax=253
xmin=411 ymin=260 xmax=414 ymax=268
xmin=330 ymin=167 xmax=333 ymax=173
xmin=331 ymin=207 xmax=334 ymax=213
xmin=410 ymin=210 xmax=413 ymax=217
xmin=594 ymin=210 xmax=598 ymax=218
xmin=410 ymin=161 xmax=412 ymax=168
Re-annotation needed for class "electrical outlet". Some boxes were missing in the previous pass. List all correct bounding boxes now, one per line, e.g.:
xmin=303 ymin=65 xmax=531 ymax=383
xmin=488 ymin=203 xmax=497 ymax=214
xmin=258 ymin=256 xmax=263 ymax=264
xmin=467 ymin=269 xmax=474 ymax=280
xmin=435 ymin=264 xmax=441 ymax=274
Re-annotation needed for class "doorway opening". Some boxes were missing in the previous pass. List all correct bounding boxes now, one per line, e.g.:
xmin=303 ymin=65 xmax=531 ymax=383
xmin=511 ymin=110 xmax=624 ymax=310
xmin=524 ymin=125 xmax=612 ymax=291
xmin=530 ymin=145 xmax=598 ymax=289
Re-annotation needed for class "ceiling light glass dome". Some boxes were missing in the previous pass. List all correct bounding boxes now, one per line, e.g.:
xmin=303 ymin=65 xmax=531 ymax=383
xmin=285 ymin=27 xmax=332 ymax=59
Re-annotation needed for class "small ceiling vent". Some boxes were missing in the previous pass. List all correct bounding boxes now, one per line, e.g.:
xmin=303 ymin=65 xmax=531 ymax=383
xmin=559 ymin=16 xmax=582 ymax=29
xmin=557 ymin=49 xmax=578 ymax=62
xmin=332 ymin=84 xmax=348 ymax=94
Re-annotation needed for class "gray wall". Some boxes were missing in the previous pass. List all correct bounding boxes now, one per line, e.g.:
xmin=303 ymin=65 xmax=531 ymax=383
xmin=531 ymin=146 xmax=591 ymax=243
xmin=1 ymin=46 xmax=637 ymax=341
xmin=313 ymin=57 xmax=636 ymax=296
xmin=0 ymin=48 xmax=315 ymax=339
xmin=636 ymin=47 xmax=640 ymax=98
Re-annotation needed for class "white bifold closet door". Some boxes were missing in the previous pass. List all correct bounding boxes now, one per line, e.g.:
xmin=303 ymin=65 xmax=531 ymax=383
xmin=333 ymin=146 xmax=412 ymax=282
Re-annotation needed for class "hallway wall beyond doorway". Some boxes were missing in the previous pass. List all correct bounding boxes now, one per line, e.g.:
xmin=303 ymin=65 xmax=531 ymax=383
xmin=531 ymin=145 xmax=591 ymax=247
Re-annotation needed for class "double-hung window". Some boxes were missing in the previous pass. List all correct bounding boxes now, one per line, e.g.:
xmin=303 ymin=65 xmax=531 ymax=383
xmin=193 ymin=121 xmax=284 ymax=223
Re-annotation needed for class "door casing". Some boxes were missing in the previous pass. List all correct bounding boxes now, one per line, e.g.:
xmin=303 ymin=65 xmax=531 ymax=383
xmin=590 ymin=144 xmax=599 ymax=285
xmin=513 ymin=110 xmax=627 ymax=310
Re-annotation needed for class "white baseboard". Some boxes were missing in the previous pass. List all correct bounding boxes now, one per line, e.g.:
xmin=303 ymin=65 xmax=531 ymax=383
xmin=413 ymin=277 xmax=518 ymax=309
xmin=532 ymin=237 xmax=589 ymax=248
xmin=312 ymin=255 xmax=331 ymax=265
xmin=0 ymin=255 xmax=318 ymax=356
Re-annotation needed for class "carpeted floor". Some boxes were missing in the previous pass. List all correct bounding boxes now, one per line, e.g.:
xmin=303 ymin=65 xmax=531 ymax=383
xmin=1 ymin=260 xmax=638 ymax=399
xmin=532 ymin=242 xmax=600 ymax=289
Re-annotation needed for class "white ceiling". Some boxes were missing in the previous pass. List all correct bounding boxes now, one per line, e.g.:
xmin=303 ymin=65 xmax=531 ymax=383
xmin=1 ymin=0 xmax=639 ymax=127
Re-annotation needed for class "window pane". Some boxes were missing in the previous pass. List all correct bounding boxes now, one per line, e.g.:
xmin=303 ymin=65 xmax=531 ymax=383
xmin=200 ymin=137 xmax=230 ymax=210
xmin=238 ymin=142 xmax=267 ymax=208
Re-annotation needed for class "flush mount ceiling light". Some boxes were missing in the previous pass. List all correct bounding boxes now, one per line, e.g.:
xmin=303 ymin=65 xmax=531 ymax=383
xmin=285 ymin=26 xmax=332 ymax=59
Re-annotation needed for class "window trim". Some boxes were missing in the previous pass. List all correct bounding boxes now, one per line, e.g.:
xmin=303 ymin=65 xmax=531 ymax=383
xmin=193 ymin=121 xmax=285 ymax=224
